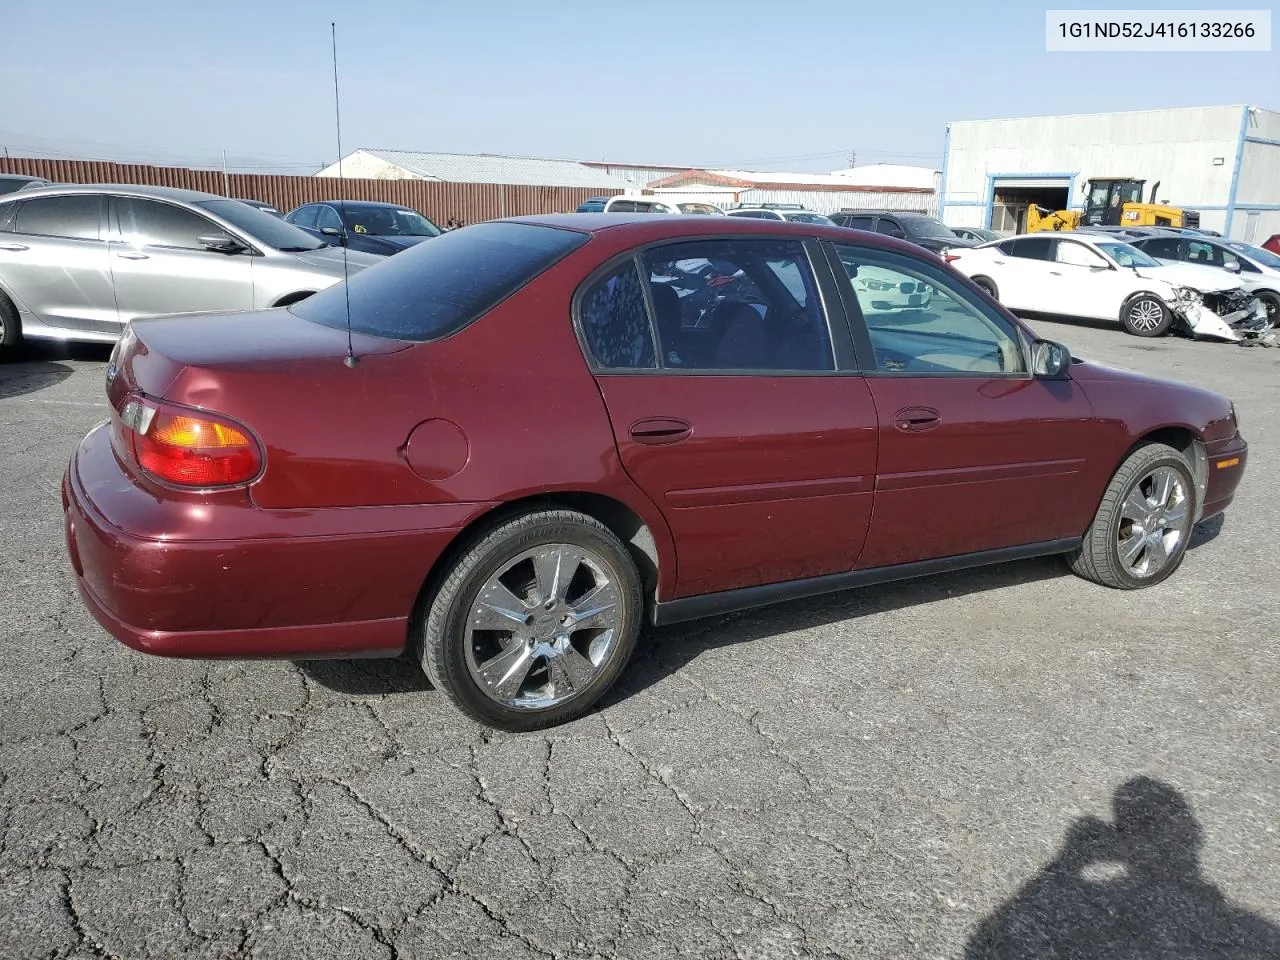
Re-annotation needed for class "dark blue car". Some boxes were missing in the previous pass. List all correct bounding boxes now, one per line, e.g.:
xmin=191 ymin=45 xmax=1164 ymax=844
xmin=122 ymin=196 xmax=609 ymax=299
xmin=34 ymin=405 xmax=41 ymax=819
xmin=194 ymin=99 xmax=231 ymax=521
xmin=284 ymin=200 xmax=443 ymax=256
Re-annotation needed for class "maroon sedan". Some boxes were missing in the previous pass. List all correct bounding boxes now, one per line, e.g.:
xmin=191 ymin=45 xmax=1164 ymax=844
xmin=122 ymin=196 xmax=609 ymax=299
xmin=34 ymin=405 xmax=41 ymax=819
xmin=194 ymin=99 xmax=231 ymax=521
xmin=63 ymin=215 xmax=1248 ymax=730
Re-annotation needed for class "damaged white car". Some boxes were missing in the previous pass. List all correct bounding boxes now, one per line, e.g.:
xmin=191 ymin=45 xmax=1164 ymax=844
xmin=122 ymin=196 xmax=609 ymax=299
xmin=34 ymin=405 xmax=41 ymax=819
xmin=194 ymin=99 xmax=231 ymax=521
xmin=947 ymin=233 xmax=1269 ymax=341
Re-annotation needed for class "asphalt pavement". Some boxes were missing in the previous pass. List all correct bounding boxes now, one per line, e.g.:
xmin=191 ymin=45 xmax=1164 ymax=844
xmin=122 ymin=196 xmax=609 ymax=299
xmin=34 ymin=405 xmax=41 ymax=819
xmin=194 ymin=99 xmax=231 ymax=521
xmin=2 ymin=320 xmax=1277 ymax=959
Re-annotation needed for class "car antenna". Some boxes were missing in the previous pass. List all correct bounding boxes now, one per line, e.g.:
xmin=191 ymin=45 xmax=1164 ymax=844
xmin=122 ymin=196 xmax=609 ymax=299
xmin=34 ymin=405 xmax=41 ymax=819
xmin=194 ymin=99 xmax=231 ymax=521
xmin=331 ymin=21 xmax=357 ymax=369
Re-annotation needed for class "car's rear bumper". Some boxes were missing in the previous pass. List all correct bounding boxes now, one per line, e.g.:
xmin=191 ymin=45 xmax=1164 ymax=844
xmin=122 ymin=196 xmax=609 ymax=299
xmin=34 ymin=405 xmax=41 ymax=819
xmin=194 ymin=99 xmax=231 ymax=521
xmin=1201 ymin=433 xmax=1247 ymax=520
xmin=63 ymin=423 xmax=492 ymax=660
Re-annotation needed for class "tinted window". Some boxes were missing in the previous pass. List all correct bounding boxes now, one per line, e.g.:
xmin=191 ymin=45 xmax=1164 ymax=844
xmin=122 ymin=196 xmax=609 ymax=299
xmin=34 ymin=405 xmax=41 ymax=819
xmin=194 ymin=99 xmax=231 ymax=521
xmin=195 ymin=199 xmax=326 ymax=251
xmin=874 ymin=219 xmax=902 ymax=235
xmin=293 ymin=222 xmax=589 ymax=341
xmin=1135 ymin=237 xmax=1181 ymax=260
xmin=341 ymin=205 xmax=440 ymax=237
xmin=837 ymin=245 xmax=1025 ymax=375
xmin=289 ymin=205 xmax=318 ymax=229
xmin=643 ymin=239 xmax=834 ymax=371
xmin=12 ymin=195 xmax=102 ymax=240
xmin=608 ymin=200 xmax=636 ymax=213
xmin=1008 ymin=237 xmax=1056 ymax=261
xmin=844 ymin=216 xmax=875 ymax=230
xmin=579 ymin=259 xmax=656 ymax=369
xmin=116 ymin=198 xmax=217 ymax=249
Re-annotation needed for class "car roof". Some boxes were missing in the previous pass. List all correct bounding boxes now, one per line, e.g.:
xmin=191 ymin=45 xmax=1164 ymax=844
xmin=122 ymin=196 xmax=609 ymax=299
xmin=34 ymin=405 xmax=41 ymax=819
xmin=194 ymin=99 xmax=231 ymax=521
xmin=0 ymin=182 xmax=227 ymax=203
xmin=304 ymin=200 xmax=422 ymax=211
xmin=507 ymin=212 xmax=935 ymax=254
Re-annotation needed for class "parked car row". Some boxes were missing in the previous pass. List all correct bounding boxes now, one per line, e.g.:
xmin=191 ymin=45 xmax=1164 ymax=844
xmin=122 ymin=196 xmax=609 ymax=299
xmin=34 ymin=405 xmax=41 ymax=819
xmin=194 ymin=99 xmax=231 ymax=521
xmin=0 ymin=184 xmax=381 ymax=357
xmin=947 ymin=231 xmax=1272 ymax=341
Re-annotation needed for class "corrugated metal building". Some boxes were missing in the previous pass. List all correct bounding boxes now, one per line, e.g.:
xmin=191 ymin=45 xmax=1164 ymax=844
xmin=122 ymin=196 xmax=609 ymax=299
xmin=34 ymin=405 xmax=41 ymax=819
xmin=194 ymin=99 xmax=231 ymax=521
xmin=647 ymin=168 xmax=939 ymax=215
xmin=318 ymin=149 xmax=636 ymax=190
xmin=939 ymin=104 xmax=1280 ymax=241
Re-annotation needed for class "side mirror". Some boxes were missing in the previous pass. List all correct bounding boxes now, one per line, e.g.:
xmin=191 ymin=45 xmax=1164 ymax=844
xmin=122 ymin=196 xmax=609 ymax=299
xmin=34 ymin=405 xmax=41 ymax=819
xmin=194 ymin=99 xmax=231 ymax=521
xmin=197 ymin=233 xmax=244 ymax=253
xmin=1031 ymin=339 xmax=1072 ymax=378
xmin=1088 ymin=263 xmax=1110 ymax=272
xmin=1224 ymin=260 xmax=1241 ymax=274
xmin=320 ymin=226 xmax=343 ymax=237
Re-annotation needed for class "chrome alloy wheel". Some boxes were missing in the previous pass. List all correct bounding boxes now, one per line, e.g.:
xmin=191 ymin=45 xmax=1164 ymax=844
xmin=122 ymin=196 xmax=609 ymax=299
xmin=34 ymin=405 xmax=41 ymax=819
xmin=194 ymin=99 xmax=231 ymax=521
xmin=464 ymin=543 xmax=623 ymax=710
xmin=1127 ymin=298 xmax=1166 ymax=333
xmin=1116 ymin=466 xmax=1191 ymax=578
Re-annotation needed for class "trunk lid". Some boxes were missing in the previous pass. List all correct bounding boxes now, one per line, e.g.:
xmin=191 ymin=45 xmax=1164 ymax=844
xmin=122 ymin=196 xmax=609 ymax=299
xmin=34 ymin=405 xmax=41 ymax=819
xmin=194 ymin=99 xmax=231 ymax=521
xmin=108 ymin=308 xmax=442 ymax=508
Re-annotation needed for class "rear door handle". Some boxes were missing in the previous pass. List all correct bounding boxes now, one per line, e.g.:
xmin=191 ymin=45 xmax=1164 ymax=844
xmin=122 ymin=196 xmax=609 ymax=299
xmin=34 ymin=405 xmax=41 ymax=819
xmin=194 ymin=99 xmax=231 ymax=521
xmin=0 ymin=242 xmax=28 ymax=252
xmin=1049 ymin=270 xmax=1062 ymax=276
xmin=894 ymin=406 xmax=941 ymax=433
xmin=629 ymin=417 xmax=692 ymax=445
xmin=115 ymin=251 xmax=150 ymax=261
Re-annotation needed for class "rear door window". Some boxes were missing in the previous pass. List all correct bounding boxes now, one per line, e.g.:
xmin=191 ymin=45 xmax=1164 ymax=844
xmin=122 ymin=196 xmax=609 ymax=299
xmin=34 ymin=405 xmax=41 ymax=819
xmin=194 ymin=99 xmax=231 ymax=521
xmin=292 ymin=221 xmax=589 ymax=341
xmin=1138 ymin=237 xmax=1182 ymax=260
xmin=1007 ymin=237 xmax=1056 ymax=260
xmin=641 ymin=238 xmax=834 ymax=372
xmin=11 ymin=195 xmax=103 ymax=240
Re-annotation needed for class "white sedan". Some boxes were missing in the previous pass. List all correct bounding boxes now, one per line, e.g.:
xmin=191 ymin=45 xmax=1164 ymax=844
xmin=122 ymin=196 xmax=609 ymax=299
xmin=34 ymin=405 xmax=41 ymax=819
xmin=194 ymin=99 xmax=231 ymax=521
xmin=947 ymin=232 xmax=1266 ymax=340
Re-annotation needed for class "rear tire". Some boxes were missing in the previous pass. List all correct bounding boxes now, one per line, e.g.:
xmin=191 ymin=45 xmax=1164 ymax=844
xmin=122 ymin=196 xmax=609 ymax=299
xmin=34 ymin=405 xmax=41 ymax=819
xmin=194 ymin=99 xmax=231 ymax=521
xmin=972 ymin=276 xmax=999 ymax=299
xmin=418 ymin=509 xmax=643 ymax=731
xmin=1069 ymin=443 xmax=1196 ymax=589
xmin=0 ymin=294 xmax=20 ymax=359
xmin=1121 ymin=293 xmax=1172 ymax=337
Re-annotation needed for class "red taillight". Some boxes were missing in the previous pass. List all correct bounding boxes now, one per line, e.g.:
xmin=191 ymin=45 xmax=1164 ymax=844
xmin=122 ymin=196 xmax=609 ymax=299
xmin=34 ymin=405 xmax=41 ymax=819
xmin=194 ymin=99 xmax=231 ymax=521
xmin=120 ymin=395 xmax=262 ymax=488
xmin=943 ymin=252 xmax=961 ymax=263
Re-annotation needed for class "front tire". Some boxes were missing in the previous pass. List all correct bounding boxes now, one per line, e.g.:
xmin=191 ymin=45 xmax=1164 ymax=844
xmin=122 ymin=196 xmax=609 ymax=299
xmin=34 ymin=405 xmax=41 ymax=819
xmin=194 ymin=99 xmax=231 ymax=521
xmin=1121 ymin=293 xmax=1172 ymax=337
xmin=419 ymin=510 xmax=643 ymax=731
xmin=1069 ymin=443 xmax=1196 ymax=589
xmin=1257 ymin=291 xmax=1279 ymax=328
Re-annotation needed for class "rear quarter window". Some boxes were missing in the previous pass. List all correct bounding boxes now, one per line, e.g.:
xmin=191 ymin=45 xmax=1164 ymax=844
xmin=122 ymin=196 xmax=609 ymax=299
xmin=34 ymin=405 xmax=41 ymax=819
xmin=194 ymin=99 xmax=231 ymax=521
xmin=291 ymin=222 xmax=589 ymax=341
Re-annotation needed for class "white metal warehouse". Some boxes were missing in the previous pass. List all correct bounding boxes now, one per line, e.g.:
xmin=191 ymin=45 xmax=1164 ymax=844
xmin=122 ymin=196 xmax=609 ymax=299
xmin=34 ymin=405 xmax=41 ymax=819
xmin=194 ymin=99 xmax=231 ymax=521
xmin=938 ymin=105 xmax=1280 ymax=241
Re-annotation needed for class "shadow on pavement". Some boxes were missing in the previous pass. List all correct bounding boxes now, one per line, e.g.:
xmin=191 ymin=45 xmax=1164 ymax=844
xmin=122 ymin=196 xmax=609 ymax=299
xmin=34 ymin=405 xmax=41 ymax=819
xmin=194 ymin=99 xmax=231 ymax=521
xmin=296 ymin=651 xmax=432 ymax=696
xmin=964 ymin=776 xmax=1280 ymax=959
xmin=300 ymin=518 xmax=1228 ymax=700
xmin=0 ymin=360 xmax=74 ymax=399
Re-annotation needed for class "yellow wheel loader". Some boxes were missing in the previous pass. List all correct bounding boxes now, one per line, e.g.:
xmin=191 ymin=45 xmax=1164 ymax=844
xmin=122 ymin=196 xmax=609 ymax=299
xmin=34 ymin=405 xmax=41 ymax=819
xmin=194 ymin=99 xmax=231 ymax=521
xmin=1027 ymin=178 xmax=1201 ymax=232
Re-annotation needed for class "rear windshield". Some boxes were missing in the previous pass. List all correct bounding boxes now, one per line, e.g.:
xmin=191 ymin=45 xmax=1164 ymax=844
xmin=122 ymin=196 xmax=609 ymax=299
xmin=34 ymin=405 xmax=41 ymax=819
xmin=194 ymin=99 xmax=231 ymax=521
xmin=291 ymin=222 xmax=589 ymax=341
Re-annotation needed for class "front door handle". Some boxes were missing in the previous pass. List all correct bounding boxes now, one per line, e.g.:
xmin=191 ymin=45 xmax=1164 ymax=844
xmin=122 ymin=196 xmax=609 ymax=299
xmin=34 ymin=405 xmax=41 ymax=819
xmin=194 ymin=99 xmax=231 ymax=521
xmin=0 ymin=242 xmax=28 ymax=252
xmin=115 ymin=251 xmax=150 ymax=261
xmin=894 ymin=406 xmax=941 ymax=433
xmin=629 ymin=417 xmax=692 ymax=445
xmin=1049 ymin=270 xmax=1062 ymax=276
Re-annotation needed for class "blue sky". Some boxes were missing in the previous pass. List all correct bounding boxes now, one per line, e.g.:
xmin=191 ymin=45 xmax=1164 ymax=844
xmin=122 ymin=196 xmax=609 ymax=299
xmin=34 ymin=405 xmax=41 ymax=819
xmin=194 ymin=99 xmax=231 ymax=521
xmin=3 ymin=0 xmax=1275 ymax=174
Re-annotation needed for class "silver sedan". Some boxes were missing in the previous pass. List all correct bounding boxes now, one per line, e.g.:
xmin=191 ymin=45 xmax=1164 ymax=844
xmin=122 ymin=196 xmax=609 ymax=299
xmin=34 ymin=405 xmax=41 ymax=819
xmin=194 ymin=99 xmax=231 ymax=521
xmin=0 ymin=184 xmax=380 ymax=357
